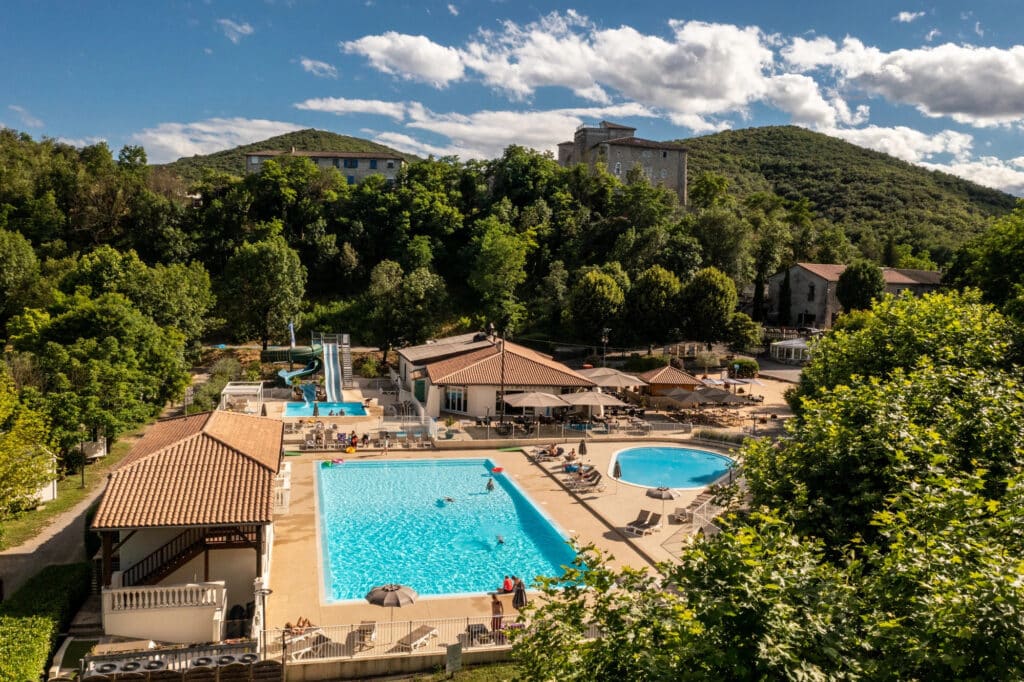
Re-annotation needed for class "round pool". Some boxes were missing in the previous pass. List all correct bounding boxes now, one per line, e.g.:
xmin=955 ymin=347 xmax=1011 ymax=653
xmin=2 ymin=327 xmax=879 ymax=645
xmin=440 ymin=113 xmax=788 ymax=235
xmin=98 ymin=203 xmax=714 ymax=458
xmin=612 ymin=446 xmax=734 ymax=489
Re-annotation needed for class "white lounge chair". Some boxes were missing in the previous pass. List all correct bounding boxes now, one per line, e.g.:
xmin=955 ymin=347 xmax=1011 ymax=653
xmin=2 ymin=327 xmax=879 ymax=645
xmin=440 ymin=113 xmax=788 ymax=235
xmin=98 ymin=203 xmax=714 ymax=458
xmin=396 ymin=625 xmax=438 ymax=651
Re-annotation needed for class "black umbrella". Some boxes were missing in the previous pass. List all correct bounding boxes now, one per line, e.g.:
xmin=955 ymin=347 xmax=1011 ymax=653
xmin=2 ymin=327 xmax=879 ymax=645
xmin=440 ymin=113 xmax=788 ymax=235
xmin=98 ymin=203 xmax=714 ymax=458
xmin=645 ymin=486 xmax=678 ymax=515
xmin=579 ymin=439 xmax=587 ymax=456
xmin=312 ymin=401 xmax=320 ymax=417
xmin=612 ymin=459 xmax=622 ymax=494
xmin=512 ymin=580 xmax=528 ymax=610
xmin=365 ymin=583 xmax=418 ymax=621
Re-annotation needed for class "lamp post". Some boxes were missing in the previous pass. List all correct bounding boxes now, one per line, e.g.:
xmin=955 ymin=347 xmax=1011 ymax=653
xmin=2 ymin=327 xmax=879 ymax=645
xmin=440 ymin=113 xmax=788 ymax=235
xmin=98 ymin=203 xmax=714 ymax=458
xmin=490 ymin=323 xmax=507 ymax=426
xmin=601 ymin=328 xmax=611 ymax=367
xmin=254 ymin=581 xmax=273 ymax=655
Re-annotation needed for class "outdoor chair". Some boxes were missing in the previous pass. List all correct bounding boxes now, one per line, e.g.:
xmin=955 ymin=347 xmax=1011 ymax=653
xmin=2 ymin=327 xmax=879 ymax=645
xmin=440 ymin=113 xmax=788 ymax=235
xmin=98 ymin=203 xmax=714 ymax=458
xmin=396 ymin=625 xmax=438 ymax=651
xmin=669 ymin=507 xmax=693 ymax=524
xmin=636 ymin=513 xmax=663 ymax=535
xmin=466 ymin=622 xmax=492 ymax=646
xmin=624 ymin=510 xmax=652 ymax=535
xmin=356 ymin=620 xmax=377 ymax=650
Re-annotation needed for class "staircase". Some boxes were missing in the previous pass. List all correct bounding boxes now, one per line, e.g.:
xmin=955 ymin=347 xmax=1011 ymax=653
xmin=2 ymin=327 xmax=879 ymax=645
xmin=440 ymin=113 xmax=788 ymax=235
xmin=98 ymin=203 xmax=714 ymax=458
xmin=120 ymin=527 xmax=259 ymax=587
xmin=340 ymin=333 xmax=354 ymax=389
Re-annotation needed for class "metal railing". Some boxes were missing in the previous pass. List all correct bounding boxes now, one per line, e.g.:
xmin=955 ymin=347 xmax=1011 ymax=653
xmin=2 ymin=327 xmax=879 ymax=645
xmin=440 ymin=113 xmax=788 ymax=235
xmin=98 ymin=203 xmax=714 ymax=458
xmin=121 ymin=527 xmax=206 ymax=586
xmin=264 ymin=615 xmax=600 ymax=663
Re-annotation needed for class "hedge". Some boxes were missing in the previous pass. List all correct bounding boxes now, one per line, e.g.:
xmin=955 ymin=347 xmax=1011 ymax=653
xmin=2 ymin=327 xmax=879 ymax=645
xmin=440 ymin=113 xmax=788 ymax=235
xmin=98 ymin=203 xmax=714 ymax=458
xmin=0 ymin=562 xmax=92 ymax=682
xmin=727 ymin=357 xmax=760 ymax=378
xmin=621 ymin=354 xmax=670 ymax=372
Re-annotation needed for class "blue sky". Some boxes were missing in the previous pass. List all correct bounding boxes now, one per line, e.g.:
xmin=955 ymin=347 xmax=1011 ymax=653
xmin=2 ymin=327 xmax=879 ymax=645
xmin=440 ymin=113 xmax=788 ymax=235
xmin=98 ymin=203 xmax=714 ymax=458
xmin=2 ymin=1 xmax=1023 ymax=194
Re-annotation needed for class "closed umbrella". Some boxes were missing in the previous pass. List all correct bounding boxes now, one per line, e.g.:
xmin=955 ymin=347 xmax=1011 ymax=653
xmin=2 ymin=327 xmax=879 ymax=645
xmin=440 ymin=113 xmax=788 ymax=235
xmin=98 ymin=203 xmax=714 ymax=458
xmin=365 ymin=583 xmax=418 ymax=621
xmin=578 ymin=439 xmax=587 ymax=456
xmin=312 ymin=401 xmax=320 ymax=417
xmin=612 ymin=458 xmax=622 ymax=495
xmin=646 ymin=486 xmax=678 ymax=515
xmin=512 ymin=580 xmax=529 ymax=610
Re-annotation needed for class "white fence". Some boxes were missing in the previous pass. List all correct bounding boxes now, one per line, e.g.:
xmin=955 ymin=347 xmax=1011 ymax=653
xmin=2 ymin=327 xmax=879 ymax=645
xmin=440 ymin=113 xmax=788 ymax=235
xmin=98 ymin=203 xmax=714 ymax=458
xmin=103 ymin=582 xmax=227 ymax=643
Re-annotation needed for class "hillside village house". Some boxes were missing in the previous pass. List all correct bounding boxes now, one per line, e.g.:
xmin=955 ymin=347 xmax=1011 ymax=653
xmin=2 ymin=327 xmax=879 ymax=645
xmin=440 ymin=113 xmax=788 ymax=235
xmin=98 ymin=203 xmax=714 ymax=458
xmin=90 ymin=411 xmax=286 ymax=644
xmin=558 ymin=121 xmax=688 ymax=205
xmin=244 ymin=148 xmax=405 ymax=184
xmin=396 ymin=333 xmax=594 ymax=420
xmin=767 ymin=262 xmax=943 ymax=328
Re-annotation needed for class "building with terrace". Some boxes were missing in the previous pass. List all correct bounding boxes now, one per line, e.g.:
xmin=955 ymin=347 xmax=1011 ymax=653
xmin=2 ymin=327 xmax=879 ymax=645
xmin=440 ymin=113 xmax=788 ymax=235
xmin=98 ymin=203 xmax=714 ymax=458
xmin=396 ymin=333 xmax=594 ymax=419
xmin=91 ymin=411 xmax=287 ymax=644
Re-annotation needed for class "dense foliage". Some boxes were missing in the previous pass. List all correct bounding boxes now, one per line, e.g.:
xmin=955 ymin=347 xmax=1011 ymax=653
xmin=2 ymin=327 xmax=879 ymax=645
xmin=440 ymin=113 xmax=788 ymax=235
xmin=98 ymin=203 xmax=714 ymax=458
xmin=0 ymin=563 xmax=92 ymax=682
xmin=517 ymin=292 xmax=1024 ymax=680
xmin=0 ymin=366 xmax=52 ymax=534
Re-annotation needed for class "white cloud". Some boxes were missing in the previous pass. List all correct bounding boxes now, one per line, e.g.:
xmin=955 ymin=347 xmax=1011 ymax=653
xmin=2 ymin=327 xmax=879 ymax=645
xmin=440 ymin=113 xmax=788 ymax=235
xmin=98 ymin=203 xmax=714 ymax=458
xmin=923 ymin=157 xmax=1024 ymax=196
xmin=217 ymin=19 xmax=254 ymax=44
xmin=299 ymin=57 xmax=338 ymax=78
xmin=893 ymin=11 xmax=925 ymax=23
xmin=924 ymin=28 xmax=941 ymax=42
xmin=1012 ymin=156 xmax=1024 ymax=169
xmin=823 ymin=124 xmax=974 ymax=163
xmin=293 ymin=96 xmax=406 ymax=119
xmin=56 ymin=135 xmax=106 ymax=148
xmin=786 ymin=38 xmax=1024 ymax=128
xmin=342 ymin=32 xmax=464 ymax=86
xmin=447 ymin=3 xmax=458 ymax=16
xmin=373 ymin=130 xmax=475 ymax=158
xmin=130 ymin=117 xmax=304 ymax=163
xmin=8 ymin=104 xmax=43 ymax=128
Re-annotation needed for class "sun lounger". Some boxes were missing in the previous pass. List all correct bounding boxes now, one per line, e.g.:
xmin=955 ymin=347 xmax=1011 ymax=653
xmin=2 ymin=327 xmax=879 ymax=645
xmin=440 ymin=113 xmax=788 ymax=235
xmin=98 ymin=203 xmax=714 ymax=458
xmin=285 ymin=627 xmax=326 ymax=660
xmin=466 ymin=622 xmax=492 ymax=646
xmin=396 ymin=625 xmax=438 ymax=651
xmin=624 ymin=510 xmax=652 ymax=535
xmin=668 ymin=507 xmax=693 ymax=524
xmin=640 ymin=513 xmax=663 ymax=534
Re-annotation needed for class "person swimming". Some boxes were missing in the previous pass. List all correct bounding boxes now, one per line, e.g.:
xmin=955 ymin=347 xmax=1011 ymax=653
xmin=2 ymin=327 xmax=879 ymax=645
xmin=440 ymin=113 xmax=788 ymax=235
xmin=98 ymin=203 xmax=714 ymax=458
xmin=444 ymin=496 xmax=456 ymax=503
xmin=486 ymin=477 xmax=495 ymax=492
xmin=497 ymin=535 xmax=505 ymax=545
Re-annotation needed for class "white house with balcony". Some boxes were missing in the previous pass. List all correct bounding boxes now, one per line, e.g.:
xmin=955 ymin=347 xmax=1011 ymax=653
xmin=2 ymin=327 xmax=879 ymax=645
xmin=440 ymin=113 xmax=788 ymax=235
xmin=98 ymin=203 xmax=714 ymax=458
xmin=90 ymin=411 xmax=285 ymax=644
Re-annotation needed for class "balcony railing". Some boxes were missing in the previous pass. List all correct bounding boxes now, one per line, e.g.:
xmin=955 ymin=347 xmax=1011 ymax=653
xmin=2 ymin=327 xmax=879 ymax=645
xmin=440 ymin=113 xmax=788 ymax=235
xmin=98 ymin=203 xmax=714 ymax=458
xmin=102 ymin=582 xmax=227 ymax=644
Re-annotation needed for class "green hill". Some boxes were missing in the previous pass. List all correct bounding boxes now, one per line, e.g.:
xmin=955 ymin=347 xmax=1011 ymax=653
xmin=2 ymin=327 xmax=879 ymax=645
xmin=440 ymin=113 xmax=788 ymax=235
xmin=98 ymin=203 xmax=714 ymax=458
xmin=156 ymin=128 xmax=419 ymax=182
xmin=677 ymin=126 xmax=1018 ymax=261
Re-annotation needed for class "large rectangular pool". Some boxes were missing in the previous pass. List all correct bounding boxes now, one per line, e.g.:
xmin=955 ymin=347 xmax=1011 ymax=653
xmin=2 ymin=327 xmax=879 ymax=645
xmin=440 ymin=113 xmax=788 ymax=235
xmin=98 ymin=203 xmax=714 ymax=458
xmin=284 ymin=401 xmax=367 ymax=417
xmin=316 ymin=458 xmax=577 ymax=601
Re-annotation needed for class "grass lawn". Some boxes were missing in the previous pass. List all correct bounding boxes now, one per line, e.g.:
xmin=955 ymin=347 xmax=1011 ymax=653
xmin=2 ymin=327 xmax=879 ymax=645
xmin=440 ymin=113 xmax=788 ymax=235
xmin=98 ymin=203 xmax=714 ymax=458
xmin=402 ymin=663 xmax=518 ymax=681
xmin=0 ymin=429 xmax=143 ymax=550
xmin=59 ymin=637 xmax=100 ymax=671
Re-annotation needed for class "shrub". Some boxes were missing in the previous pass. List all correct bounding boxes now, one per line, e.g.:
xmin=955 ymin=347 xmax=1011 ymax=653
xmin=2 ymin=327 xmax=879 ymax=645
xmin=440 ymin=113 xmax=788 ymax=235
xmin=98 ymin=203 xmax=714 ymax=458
xmin=621 ymin=355 xmax=670 ymax=372
xmin=209 ymin=357 xmax=242 ymax=380
xmin=692 ymin=428 xmax=747 ymax=444
xmin=355 ymin=355 xmax=381 ymax=378
xmin=728 ymin=358 xmax=760 ymax=378
xmin=0 ymin=563 xmax=92 ymax=682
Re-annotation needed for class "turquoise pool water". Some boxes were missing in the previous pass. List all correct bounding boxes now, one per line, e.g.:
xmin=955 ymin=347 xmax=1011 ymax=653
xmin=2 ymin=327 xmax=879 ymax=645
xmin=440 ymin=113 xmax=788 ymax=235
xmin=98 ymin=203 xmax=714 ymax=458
xmin=284 ymin=401 xmax=367 ymax=417
xmin=612 ymin=446 xmax=734 ymax=489
xmin=316 ymin=459 xmax=576 ymax=601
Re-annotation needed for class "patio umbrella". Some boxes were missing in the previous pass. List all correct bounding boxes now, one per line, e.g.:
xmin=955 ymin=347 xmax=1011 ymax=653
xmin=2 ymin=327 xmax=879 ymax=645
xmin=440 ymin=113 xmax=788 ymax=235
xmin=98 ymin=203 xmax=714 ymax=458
xmin=502 ymin=392 xmax=570 ymax=409
xmin=612 ymin=459 xmax=622 ymax=495
xmin=579 ymin=367 xmax=648 ymax=388
xmin=562 ymin=391 xmax=627 ymax=407
xmin=696 ymin=387 xmax=733 ymax=401
xmin=716 ymin=392 xmax=749 ymax=406
xmin=578 ymin=440 xmax=587 ymax=456
xmin=646 ymin=486 xmax=678 ymax=515
xmin=365 ymin=583 xmax=418 ymax=621
xmin=665 ymin=387 xmax=696 ymax=401
xmin=512 ymin=580 xmax=529 ymax=610
xmin=312 ymin=401 xmax=320 ymax=417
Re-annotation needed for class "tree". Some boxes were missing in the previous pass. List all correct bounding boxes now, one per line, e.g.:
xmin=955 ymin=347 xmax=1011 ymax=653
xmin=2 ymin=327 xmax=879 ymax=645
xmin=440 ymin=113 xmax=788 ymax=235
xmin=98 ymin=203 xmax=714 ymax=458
xmin=468 ymin=216 xmax=529 ymax=331
xmin=565 ymin=270 xmax=624 ymax=342
xmin=0 ymin=367 xmax=52 ymax=529
xmin=625 ymin=266 xmax=681 ymax=343
xmin=777 ymin=268 xmax=792 ymax=326
xmin=680 ymin=267 xmax=738 ymax=343
xmin=0 ymin=229 xmax=40 ymax=327
xmin=363 ymin=260 xmax=405 ymax=362
xmin=949 ymin=200 xmax=1024 ymax=311
xmin=794 ymin=289 xmax=1015 ymax=405
xmin=835 ymin=259 xmax=885 ymax=312
xmin=725 ymin=312 xmax=762 ymax=352
xmin=220 ymin=236 xmax=307 ymax=349
xmin=684 ymin=206 xmax=752 ymax=286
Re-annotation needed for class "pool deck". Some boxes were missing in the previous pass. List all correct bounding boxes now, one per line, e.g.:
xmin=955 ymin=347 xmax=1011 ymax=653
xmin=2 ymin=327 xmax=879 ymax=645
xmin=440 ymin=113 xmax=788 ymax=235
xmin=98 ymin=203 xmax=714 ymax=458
xmin=265 ymin=439 xmax=735 ymax=629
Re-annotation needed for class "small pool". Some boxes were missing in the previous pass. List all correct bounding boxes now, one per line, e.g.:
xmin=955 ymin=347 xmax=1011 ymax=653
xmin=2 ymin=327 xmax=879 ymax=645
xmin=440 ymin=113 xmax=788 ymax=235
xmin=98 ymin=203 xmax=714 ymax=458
xmin=612 ymin=446 xmax=734 ymax=489
xmin=284 ymin=401 xmax=367 ymax=417
xmin=316 ymin=459 xmax=577 ymax=600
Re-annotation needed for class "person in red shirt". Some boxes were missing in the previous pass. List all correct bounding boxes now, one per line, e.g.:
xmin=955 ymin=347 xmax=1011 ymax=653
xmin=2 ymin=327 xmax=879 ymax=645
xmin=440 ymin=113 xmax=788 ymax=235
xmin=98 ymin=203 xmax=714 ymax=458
xmin=501 ymin=575 xmax=514 ymax=593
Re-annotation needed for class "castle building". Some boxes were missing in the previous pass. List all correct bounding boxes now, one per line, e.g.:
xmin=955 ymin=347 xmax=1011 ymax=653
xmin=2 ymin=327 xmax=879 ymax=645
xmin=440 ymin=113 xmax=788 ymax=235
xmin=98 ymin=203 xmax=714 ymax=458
xmin=557 ymin=121 xmax=688 ymax=205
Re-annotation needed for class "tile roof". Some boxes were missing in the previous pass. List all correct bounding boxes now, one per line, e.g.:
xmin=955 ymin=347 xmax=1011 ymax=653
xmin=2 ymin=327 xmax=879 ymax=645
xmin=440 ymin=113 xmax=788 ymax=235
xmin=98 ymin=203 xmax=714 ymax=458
xmin=637 ymin=365 xmax=702 ymax=387
xmin=600 ymin=120 xmax=636 ymax=130
xmin=603 ymin=136 xmax=687 ymax=151
xmin=426 ymin=341 xmax=594 ymax=388
xmin=92 ymin=412 xmax=283 ymax=530
xmin=795 ymin=263 xmax=942 ymax=286
xmin=398 ymin=333 xmax=494 ymax=363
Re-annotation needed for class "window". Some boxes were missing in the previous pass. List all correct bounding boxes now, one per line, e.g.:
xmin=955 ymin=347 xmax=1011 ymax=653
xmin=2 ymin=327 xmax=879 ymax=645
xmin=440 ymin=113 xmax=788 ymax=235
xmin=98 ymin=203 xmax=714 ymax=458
xmin=613 ymin=162 xmax=622 ymax=176
xmin=662 ymin=151 xmax=668 ymax=158
xmin=369 ymin=159 xmax=378 ymax=169
xmin=347 ymin=175 xmax=355 ymax=185
xmin=333 ymin=159 xmax=340 ymax=168
xmin=444 ymin=386 xmax=468 ymax=413
xmin=343 ymin=158 xmax=359 ymax=169
xmin=386 ymin=160 xmax=395 ymax=169
xmin=807 ymin=284 xmax=816 ymax=301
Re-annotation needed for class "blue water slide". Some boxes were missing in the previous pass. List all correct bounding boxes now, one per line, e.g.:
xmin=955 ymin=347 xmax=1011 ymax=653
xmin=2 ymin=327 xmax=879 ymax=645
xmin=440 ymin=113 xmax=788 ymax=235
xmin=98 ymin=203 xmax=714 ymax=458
xmin=322 ymin=343 xmax=343 ymax=403
xmin=277 ymin=358 xmax=321 ymax=386
xmin=300 ymin=383 xmax=318 ymax=404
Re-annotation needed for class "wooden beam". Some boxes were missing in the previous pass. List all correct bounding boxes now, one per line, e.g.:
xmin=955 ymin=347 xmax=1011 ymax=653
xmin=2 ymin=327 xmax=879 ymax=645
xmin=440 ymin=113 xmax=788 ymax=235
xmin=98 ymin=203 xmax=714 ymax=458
xmin=110 ymin=529 xmax=136 ymax=554
xmin=256 ymin=526 xmax=264 ymax=577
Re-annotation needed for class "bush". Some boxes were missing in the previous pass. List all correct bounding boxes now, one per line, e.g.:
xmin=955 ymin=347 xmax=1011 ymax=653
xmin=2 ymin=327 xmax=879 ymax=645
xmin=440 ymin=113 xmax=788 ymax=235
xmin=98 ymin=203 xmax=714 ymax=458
xmin=209 ymin=357 xmax=242 ymax=380
xmin=354 ymin=355 xmax=381 ymax=378
xmin=0 ymin=563 xmax=92 ymax=682
xmin=621 ymin=355 xmax=670 ymax=372
xmin=692 ymin=428 xmax=747 ymax=444
xmin=728 ymin=358 xmax=760 ymax=378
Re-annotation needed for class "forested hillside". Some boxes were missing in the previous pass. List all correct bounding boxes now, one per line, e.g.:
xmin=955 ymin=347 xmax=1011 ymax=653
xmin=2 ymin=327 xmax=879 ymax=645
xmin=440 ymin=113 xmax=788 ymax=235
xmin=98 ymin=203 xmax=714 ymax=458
xmin=157 ymin=128 xmax=419 ymax=182
xmin=681 ymin=126 xmax=1017 ymax=263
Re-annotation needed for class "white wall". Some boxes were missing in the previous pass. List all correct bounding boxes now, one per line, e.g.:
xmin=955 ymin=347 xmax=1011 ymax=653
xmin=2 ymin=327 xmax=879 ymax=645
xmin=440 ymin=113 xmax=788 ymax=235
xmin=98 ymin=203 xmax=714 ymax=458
xmin=103 ymin=583 xmax=225 ymax=644
xmin=162 ymin=548 xmax=258 ymax=614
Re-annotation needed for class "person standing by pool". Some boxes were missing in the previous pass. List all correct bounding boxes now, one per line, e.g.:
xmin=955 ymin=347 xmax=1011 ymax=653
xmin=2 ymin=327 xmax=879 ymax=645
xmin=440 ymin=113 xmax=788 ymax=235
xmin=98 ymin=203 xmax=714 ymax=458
xmin=491 ymin=593 xmax=504 ymax=632
xmin=486 ymin=477 xmax=495 ymax=492
xmin=383 ymin=436 xmax=389 ymax=454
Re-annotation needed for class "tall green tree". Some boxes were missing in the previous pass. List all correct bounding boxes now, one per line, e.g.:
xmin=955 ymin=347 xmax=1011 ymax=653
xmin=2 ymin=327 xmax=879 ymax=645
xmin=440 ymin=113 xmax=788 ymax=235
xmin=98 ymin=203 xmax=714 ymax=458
xmin=468 ymin=215 xmax=529 ymax=331
xmin=680 ymin=267 xmax=738 ymax=343
xmin=565 ymin=270 xmax=624 ymax=343
xmin=220 ymin=235 xmax=307 ymax=349
xmin=835 ymin=259 xmax=885 ymax=312
xmin=625 ymin=266 xmax=681 ymax=343
xmin=0 ymin=367 xmax=52 ymax=529
xmin=0 ymin=229 xmax=40 ymax=328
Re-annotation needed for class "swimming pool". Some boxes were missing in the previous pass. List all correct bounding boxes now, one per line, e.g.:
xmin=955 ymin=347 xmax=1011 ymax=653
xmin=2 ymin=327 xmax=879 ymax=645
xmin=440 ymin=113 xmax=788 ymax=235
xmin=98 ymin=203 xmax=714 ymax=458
xmin=612 ymin=446 xmax=734 ymax=489
xmin=316 ymin=459 xmax=577 ymax=601
xmin=284 ymin=401 xmax=367 ymax=417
